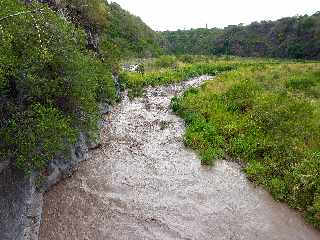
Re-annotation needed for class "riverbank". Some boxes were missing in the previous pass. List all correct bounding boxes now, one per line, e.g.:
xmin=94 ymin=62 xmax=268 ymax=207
xmin=39 ymin=75 xmax=320 ymax=239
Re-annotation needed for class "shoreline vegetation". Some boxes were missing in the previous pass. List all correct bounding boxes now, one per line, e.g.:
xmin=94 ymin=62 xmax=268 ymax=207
xmin=121 ymin=56 xmax=320 ymax=228
xmin=0 ymin=0 xmax=319 ymax=232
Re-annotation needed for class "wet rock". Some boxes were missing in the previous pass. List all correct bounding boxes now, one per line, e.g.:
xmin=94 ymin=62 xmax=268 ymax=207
xmin=0 ymin=159 xmax=10 ymax=174
xmin=0 ymin=132 xmax=91 ymax=240
xmin=86 ymin=30 xmax=99 ymax=52
xmin=0 ymin=167 xmax=42 ymax=240
xmin=86 ymin=131 xmax=102 ymax=151
xmin=42 ymin=132 xmax=90 ymax=191
xmin=99 ymin=102 xmax=112 ymax=115
xmin=90 ymin=104 xmax=113 ymax=149
xmin=0 ymin=125 xmax=99 ymax=239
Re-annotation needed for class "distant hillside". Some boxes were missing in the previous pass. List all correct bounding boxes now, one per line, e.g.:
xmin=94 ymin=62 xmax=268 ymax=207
xmin=162 ymin=12 xmax=320 ymax=59
xmin=102 ymin=2 xmax=163 ymax=58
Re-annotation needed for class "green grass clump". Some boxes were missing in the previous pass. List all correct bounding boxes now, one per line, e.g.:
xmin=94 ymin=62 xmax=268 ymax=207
xmin=154 ymin=55 xmax=178 ymax=68
xmin=172 ymin=63 xmax=320 ymax=228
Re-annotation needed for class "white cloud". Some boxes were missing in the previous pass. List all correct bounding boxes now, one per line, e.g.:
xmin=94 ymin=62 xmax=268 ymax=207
xmin=110 ymin=0 xmax=320 ymax=31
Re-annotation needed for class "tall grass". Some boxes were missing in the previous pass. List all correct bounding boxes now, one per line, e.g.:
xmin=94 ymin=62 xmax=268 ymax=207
xmin=172 ymin=63 xmax=320 ymax=228
xmin=119 ymin=58 xmax=278 ymax=98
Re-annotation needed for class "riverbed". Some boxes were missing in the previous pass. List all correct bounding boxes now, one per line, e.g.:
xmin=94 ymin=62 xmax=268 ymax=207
xmin=39 ymin=76 xmax=320 ymax=240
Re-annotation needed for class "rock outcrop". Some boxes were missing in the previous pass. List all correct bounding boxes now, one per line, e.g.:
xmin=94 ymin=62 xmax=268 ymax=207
xmin=0 ymin=166 xmax=41 ymax=240
xmin=0 ymin=131 xmax=91 ymax=240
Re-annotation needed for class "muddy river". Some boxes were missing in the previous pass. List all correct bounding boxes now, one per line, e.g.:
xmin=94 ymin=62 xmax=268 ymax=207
xmin=39 ymin=76 xmax=320 ymax=240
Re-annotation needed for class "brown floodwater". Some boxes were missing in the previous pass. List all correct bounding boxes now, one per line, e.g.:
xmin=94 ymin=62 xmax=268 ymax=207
xmin=39 ymin=76 xmax=320 ymax=240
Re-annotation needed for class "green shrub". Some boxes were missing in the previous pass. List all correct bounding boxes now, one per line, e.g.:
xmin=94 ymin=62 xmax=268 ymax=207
xmin=3 ymin=104 xmax=76 ymax=174
xmin=268 ymin=178 xmax=288 ymax=201
xmin=0 ymin=1 xmax=116 ymax=174
xmin=245 ymin=161 xmax=268 ymax=183
xmin=177 ymin=54 xmax=195 ymax=63
xmin=310 ymin=193 xmax=320 ymax=227
xmin=222 ymin=80 xmax=261 ymax=113
xmin=285 ymin=71 xmax=320 ymax=98
xmin=154 ymin=55 xmax=177 ymax=68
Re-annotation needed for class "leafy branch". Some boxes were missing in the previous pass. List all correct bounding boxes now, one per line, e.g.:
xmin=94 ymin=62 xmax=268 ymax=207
xmin=0 ymin=8 xmax=44 ymax=22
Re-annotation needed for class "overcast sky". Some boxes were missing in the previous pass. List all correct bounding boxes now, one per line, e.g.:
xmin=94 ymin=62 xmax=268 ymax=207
xmin=111 ymin=0 xmax=320 ymax=31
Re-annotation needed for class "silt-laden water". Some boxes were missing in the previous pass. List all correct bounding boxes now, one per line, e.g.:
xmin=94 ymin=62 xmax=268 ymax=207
xmin=39 ymin=76 xmax=320 ymax=240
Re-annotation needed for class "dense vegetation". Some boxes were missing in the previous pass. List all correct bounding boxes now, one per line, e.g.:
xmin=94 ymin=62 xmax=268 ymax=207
xmin=0 ymin=0 xmax=164 ymax=174
xmin=50 ymin=0 xmax=109 ymax=33
xmin=119 ymin=56 xmax=282 ymax=98
xmin=170 ymin=61 xmax=320 ymax=228
xmin=0 ymin=0 xmax=117 ymax=174
xmin=162 ymin=12 xmax=320 ymax=59
xmin=101 ymin=2 xmax=162 ymax=59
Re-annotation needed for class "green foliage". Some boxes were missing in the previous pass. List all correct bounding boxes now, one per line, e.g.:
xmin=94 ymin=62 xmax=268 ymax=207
xmin=245 ymin=161 xmax=268 ymax=183
xmin=161 ymin=12 xmax=320 ymax=60
xmin=55 ymin=0 xmax=109 ymax=32
xmin=101 ymin=2 xmax=163 ymax=58
xmin=268 ymin=178 xmax=288 ymax=201
xmin=285 ymin=71 xmax=320 ymax=98
xmin=3 ymin=104 xmax=76 ymax=174
xmin=222 ymin=80 xmax=261 ymax=113
xmin=184 ymin=115 xmax=225 ymax=165
xmin=177 ymin=54 xmax=196 ymax=63
xmin=172 ymin=62 xmax=320 ymax=228
xmin=154 ymin=55 xmax=177 ymax=68
xmin=120 ymin=58 xmax=277 ymax=98
xmin=0 ymin=0 xmax=115 ymax=174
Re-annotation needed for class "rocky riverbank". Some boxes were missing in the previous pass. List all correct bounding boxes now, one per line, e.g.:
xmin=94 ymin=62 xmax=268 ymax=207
xmin=0 ymin=75 xmax=120 ymax=240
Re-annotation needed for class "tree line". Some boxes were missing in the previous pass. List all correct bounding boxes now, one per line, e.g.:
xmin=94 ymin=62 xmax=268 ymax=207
xmin=161 ymin=12 xmax=320 ymax=59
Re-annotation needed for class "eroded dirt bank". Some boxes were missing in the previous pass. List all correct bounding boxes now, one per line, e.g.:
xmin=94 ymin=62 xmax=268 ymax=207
xmin=39 ymin=76 xmax=320 ymax=240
